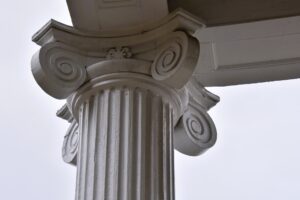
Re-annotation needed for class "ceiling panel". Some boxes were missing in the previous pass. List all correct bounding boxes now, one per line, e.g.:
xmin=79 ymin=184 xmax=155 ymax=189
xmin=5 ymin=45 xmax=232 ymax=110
xmin=168 ymin=0 xmax=300 ymax=26
xmin=193 ymin=16 xmax=300 ymax=86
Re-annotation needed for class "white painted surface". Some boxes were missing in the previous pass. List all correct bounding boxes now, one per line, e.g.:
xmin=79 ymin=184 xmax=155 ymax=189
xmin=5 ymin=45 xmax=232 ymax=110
xmin=75 ymin=86 xmax=174 ymax=200
xmin=31 ymin=11 xmax=218 ymax=199
xmin=1 ymin=1 xmax=300 ymax=200
xmin=195 ymin=16 xmax=300 ymax=86
xmin=67 ymin=0 xmax=169 ymax=32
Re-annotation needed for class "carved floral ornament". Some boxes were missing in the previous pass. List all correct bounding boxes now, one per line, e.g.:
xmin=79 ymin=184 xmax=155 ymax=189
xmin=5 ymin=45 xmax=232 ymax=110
xmin=32 ymin=9 xmax=218 ymax=168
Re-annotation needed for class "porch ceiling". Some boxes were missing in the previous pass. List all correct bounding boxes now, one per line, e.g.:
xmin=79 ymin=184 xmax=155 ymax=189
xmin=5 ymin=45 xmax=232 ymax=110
xmin=168 ymin=0 xmax=300 ymax=26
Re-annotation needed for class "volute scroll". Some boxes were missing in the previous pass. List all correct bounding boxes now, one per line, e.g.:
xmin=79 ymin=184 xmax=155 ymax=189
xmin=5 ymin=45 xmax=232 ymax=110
xmin=174 ymin=100 xmax=217 ymax=156
xmin=31 ymin=42 xmax=87 ymax=99
xmin=151 ymin=31 xmax=200 ymax=89
xmin=57 ymin=105 xmax=79 ymax=165
xmin=62 ymin=120 xmax=79 ymax=165
xmin=174 ymin=79 xmax=219 ymax=156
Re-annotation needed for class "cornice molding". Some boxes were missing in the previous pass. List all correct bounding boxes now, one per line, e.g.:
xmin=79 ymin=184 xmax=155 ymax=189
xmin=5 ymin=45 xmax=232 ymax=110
xmin=31 ymin=21 xmax=202 ymax=98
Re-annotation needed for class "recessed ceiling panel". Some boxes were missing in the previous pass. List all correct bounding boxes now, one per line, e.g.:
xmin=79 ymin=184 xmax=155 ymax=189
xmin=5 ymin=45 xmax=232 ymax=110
xmin=168 ymin=0 xmax=300 ymax=26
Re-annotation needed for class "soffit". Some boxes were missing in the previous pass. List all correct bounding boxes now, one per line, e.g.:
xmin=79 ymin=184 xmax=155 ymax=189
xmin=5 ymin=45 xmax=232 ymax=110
xmin=168 ymin=0 xmax=300 ymax=26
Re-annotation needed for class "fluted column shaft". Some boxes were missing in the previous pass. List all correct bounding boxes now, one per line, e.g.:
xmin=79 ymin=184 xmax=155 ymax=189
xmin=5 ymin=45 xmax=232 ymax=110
xmin=31 ymin=11 xmax=218 ymax=200
xmin=75 ymin=84 xmax=175 ymax=200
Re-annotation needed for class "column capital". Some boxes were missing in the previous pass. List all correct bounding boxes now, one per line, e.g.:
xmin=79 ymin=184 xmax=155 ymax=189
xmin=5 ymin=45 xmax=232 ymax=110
xmin=32 ymin=9 xmax=219 ymax=160
xmin=31 ymin=10 xmax=203 ymax=98
xmin=32 ymin=11 xmax=219 ymax=198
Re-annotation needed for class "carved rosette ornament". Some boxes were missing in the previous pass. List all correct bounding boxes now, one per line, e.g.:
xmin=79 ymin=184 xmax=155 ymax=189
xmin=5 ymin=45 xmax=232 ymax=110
xmin=31 ymin=9 xmax=219 ymax=200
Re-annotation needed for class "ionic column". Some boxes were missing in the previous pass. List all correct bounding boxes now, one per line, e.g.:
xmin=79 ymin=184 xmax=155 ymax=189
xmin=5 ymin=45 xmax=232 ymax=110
xmin=31 ymin=8 xmax=219 ymax=200
xmin=70 ymin=73 xmax=176 ymax=200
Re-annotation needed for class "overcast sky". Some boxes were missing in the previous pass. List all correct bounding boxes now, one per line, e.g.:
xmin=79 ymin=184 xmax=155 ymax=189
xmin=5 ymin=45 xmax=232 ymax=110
xmin=1 ymin=1 xmax=300 ymax=200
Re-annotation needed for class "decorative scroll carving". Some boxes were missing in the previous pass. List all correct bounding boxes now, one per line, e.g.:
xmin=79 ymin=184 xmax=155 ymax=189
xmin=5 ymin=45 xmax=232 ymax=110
xmin=56 ymin=104 xmax=73 ymax=122
xmin=151 ymin=31 xmax=200 ymax=88
xmin=31 ymin=10 xmax=214 ymax=200
xmin=62 ymin=120 xmax=79 ymax=165
xmin=174 ymin=98 xmax=217 ymax=156
xmin=106 ymin=47 xmax=132 ymax=59
xmin=57 ymin=104 xmax=78 ymax=165
xmin=174 ymin=80 xmax=219 ymax=156
xmin=186 ymin=78 xmax=220 ymax=110
xmin=152 ymin=42 xmax=181 ymax=78
xmin=31 ymin=42 xmax=87 ymax=99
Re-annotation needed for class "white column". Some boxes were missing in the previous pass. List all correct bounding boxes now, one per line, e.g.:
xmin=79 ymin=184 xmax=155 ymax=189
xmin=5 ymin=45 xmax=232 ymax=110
xmin=68 ymin=73 xmax=177 ymax=200
xmin=31 ymin=11 xmax=219 ymax=200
